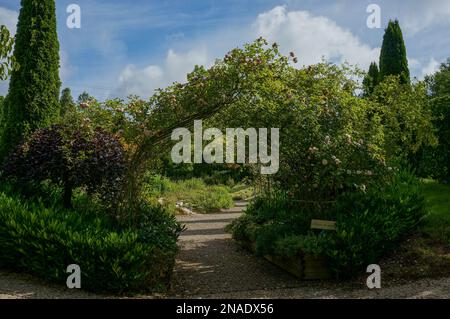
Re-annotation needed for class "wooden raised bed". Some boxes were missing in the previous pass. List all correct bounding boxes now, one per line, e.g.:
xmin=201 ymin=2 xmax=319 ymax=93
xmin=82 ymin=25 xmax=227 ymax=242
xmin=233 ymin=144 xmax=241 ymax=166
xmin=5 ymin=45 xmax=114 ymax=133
xmin=238 ymin=239 xmax=331 ymax=280
xmin=237 ymin=219 xmax=336 ymax=280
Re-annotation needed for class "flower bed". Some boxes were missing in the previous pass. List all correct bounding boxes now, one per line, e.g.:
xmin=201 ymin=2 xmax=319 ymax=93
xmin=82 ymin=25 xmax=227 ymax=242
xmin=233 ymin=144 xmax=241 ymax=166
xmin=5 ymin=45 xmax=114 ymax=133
xmin=229 ymin=170 xmax=428 ymax=279
xmin=238 ymin=239 xmax=331 ymax=280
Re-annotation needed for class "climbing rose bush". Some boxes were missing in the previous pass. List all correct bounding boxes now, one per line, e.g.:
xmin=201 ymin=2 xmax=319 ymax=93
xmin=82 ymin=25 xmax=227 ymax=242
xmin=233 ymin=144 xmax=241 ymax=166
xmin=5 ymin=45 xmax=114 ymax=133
xmin=210 ymin=62 xmax=391 ymax=208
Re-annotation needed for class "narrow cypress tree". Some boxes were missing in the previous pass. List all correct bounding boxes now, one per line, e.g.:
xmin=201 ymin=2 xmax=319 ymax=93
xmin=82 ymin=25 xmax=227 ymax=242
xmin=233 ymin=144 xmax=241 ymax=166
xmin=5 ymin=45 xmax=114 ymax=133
xmin=379 ymin=20 xmax=410 ymax=84
xmin=0 ymin=0 xmax=61 ymax=160
xmin=363 ymin=62 xmax=380 ymax=96
xmin=60 ymin=87 xmax=75 ymax=116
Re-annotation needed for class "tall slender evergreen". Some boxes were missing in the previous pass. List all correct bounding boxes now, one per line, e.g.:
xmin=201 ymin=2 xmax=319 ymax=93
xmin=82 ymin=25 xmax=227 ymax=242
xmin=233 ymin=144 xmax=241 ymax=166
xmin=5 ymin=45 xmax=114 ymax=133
xmin=0 ymin=0 xmax=61 ymax=160
xmin=363 ymin=62 xmax=380 ymax=96
xmin=60 ymin=88 xmax=75 ymax=116
xmin=379 ymin=20 xmax=410 ymax=84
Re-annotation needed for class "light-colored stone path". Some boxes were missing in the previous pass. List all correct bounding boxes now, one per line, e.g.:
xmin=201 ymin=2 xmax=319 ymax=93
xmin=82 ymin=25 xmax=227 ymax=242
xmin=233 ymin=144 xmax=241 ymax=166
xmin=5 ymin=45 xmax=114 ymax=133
xmin=170 ymin=201 xmax=306 ymax=297
xmin=0 ymin=271 xmax=102 ymax=299
xmin=168 ymin=200 xmax=450 ymax=299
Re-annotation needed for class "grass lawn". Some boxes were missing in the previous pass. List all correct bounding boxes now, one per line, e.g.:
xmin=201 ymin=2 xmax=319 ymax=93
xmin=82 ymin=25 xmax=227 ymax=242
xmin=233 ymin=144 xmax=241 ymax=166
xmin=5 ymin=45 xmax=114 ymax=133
xmin=421 ymin=179 xmax=450 ymax=244
xmin=144 ymin=176 xmax=234 ymax=214
xmin=379 ymin=179 xmax=450 ymax=283
xmin=230 ymin=183 xmax=256 ymax=200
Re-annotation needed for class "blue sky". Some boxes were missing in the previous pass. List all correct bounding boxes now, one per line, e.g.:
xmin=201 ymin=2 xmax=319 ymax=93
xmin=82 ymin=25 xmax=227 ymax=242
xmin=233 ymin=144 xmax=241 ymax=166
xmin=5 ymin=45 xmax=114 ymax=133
xmin=1 ymin=0 xmax=450 ymax=100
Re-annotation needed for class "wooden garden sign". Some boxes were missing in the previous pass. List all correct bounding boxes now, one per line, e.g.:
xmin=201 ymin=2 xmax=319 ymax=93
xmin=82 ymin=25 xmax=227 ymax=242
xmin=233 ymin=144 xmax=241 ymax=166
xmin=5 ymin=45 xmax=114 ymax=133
xmin=310 ymin=219 xmax=337 ymax=231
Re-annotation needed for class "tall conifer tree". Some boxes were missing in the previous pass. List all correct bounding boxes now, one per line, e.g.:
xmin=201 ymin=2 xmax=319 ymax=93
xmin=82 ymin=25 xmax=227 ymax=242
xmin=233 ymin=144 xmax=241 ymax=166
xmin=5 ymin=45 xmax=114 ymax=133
xmin=60 ymin=88 xmax=75 ymax=116
xmin=363 ymin=62 xmax=380 ymax=96
xmin=379 ymin=20 xmax=410 ymax=84
xmin=0 ymin=0 xmax=61 ymax=160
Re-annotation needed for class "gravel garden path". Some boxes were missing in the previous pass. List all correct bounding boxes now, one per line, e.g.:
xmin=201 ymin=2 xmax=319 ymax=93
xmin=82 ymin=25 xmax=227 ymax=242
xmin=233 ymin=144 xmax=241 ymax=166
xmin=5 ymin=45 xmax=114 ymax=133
xmin=168 ymin=200 xmax=450 ymax=299
xmin=1 ymin=200 xmax=449 ymax=299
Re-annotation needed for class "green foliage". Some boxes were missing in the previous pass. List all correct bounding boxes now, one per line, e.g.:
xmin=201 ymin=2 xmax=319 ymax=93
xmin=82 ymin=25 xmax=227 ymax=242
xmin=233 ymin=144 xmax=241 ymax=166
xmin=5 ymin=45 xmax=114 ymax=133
xmin=275 ymin=234 xmax=330 ymax=257
xmin=77 ymin=91 xmax=93 ymax=104
xmin=57 ymin=39 xmax=298 ymax=222
xmin=0 ymin=185 xmax=181 ymax=293
xmin=230 ymin=170 xmax=427 ymax=278
xmin=363 ymin=62 xmax=379 ymax=96
xmin=56 ymin=39 xmax=423 ymax=224
xmin=116 ymin=38 xmax=296 ymax=222
xmin=55 ymin=37 xmax=297 ymax=221
xmin=230 ymin=183 xmax=255 ymax=200
xmin=0 ymin=25 xmax=16 ymax=80
xmin=186 ymin=184 xmax=233 ymax=212
xmin=412 ymin=100 xmax=450 ymax=182
xmin=162 ymin=159 xmax=251 ymax=187
xmin=227 ymin=214 xmax=259 ymax=242
xmin=415 ymin=59 xmax=450 ymax=182
xmin=143 ymin=174 xmax=233 ymax=213
xmin=230 ymin=192 xmax=322 ymax=256
xmin=327 ymin=169 xmax=427 ymax=276
xmin=426 ymin=58 xmax=450 ymax=97
xmin=61 ymin=96 xmax=153 ymax=153
xmin=370 ymin=76 xmax=437 ymax=160
xmin=430 ymin=97 xmax=450 ymax=182
xmin=421 ymin=179 xmax=450 ymax=244
xmin=0 ymin=0 xmax=61 ymax=160
xmin=379 ymin=20 xmax=410 ymax=84
xmin=214 ymin=62 xmax=390 ymax=209
xmin=60 ymin=88 xmax=75 ymax=116
xmin=0 ymin=25 xmax=16 ymax=160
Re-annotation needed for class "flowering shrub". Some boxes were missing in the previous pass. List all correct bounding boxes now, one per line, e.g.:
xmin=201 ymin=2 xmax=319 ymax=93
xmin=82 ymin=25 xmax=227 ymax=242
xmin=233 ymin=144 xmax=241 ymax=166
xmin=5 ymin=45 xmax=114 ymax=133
xmin=57 ymin=38 xmax=300 ymax=222
xmin=55 ymin=41 xmax=390 ymax=218
xmin=212 ymin=62 xmax=391 ymax=210
xmin=54 ymin=39 xmax=434 ymax=220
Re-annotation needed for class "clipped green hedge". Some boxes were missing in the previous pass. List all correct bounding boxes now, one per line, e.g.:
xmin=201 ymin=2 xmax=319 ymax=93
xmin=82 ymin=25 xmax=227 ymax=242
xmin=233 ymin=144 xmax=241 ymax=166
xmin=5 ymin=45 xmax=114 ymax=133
xmin=0 ymin=191 xmax=180 ymax=293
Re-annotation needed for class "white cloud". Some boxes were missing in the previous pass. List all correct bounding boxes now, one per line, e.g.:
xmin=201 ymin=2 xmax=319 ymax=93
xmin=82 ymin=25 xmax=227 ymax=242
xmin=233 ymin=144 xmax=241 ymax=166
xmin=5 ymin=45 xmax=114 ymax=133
xmin=116 ymin=6 xmax=381 ymax=98
xmin=399 ymin=0 xmax=450 ymax=36
xmin=253 ymin=6 xmax=380 ymax=69
xmin=408 ymin=58 xmax=421 ymax=70
xmin=0 ymin=7 xmax=18 ymax=35
xmin=117 ymin=47 xmax=209 ymax=97
xmin=409 ymin=57 xmax=442 ymax=80
xmin=421 ymin=58 xmax=440 ymax=78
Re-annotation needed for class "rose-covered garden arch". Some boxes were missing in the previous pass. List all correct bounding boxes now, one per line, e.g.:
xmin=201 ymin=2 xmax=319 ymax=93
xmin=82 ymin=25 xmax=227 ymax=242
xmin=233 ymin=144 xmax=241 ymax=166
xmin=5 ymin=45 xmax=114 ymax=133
xmin=116 ymin=38 xmax=408 ymax=225
xmin=117 ymin=38 xmax=296 ymax=223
